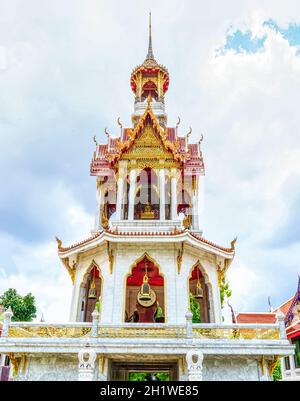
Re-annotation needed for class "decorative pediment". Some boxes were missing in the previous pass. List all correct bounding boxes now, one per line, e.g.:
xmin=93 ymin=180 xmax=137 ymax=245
xmin=115 ymin=106 xmax=183 ymax=169
xmin=120 ymin=121 xmax=180 ymax=169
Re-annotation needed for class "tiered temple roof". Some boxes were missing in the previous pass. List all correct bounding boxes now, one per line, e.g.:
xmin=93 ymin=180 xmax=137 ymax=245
xmin=90 ymin=106 xmax=204 ymax=177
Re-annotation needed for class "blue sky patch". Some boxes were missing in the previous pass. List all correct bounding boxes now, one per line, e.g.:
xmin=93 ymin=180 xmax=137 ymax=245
xmin=264 ymin=19 xmax=300 ymax=47
xmin=223 ymin=29 xmax=266 ymax=54
xmin=220 ymin=19 xmax=300 ymax=55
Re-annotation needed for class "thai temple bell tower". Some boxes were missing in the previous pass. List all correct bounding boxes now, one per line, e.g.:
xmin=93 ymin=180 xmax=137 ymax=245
xmin=58 ymin=14 xmax=235 ymax=327
xmin=1 ymin=15 xmax=293 ymax=382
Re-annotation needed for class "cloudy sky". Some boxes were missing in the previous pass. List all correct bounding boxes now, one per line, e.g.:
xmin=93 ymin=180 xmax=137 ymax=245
xmin=0 ymin=0 xmax=299 ymax=321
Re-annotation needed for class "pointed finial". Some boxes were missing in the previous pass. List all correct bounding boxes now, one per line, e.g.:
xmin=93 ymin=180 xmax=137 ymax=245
xmin=230 ymin=236 xmax=237 ymax=250
xmin=146 ymin=11 xmax=154 ymax=60
xmin=55 ymin=236 xmax=62 ymax=249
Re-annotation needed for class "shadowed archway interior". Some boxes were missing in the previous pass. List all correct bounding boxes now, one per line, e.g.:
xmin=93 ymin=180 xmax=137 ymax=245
xmin=125 ymin=255 xmax=165 ymax=323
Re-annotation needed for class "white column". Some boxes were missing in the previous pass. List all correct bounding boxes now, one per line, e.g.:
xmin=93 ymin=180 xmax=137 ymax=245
xmin=192 ymin=176 xmax=200 ymax=231
xmin=159 ymin=169 xmax=165 ymax=220
xmin=289 ymin=353 xmax=297 ymax=378
xmin=94 ymin=182 xmax=103 ymax=231
xmin=192 ymin=175 xmax=204 ymax=232
xmin=115 ymin=173 xmax=125 ymax=220
xmin=171 ymin=169 xmax=178 ymax=220
xmin=128 ymin=169 xmax=136 ymax=220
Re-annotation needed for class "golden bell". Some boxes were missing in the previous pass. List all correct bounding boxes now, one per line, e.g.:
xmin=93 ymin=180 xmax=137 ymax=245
xmin=194 ymin=280 xmax=203 ymax=299
xmin=88 ymin=279 xmax=97 ymax=299
xmin=139 ymin=274 xmax=152 ymax=301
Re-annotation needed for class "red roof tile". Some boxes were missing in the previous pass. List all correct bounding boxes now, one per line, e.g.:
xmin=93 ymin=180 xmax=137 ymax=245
xmin=274 ymin=297 xmax=294 ymax=318
xmin=58 ymin=229 xmax=234 ymax=255
xmin=236 ymin=313 xmax=277 ymax=324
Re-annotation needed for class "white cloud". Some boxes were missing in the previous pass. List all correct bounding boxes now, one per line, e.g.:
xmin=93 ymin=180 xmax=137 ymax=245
xmin=0 ymin=185 xmax=93 ymax=321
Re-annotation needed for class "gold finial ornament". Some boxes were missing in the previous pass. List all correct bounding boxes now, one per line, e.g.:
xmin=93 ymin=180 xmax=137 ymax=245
xmin=55 ymin=237 xmax=62 ymax=249
xmin=230 ymin=237 xmax=237 ymax=251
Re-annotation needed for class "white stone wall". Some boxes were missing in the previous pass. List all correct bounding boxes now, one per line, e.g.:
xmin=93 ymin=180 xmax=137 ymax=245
xmin=202 ymin=357 xmax=260 ymax=381
xmin=17 ymin=354 xmax=262 ymax=381
xmin=70 ymin=242 xmax=223 ymax=324
xmin=22 ymin=355 xmax=78 ymax=381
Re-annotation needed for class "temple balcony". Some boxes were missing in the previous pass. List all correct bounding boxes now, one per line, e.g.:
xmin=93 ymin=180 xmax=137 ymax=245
xmin=109 ymin=219 xmax=187 ymax=233
xmin=0 ymin=317 xmax=294 ymax=359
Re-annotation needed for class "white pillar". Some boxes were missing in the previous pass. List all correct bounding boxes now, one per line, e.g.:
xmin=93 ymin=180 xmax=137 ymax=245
xmin=171 ymin=169 xmax=178 ymax=220
xmin=94 ymin=182 xmax=103 ymax=231
xmin=276 ymin=311 xmax=287 ymax=339
xmin=185 ymin=310 xmax=193 ymax=338
xmin=159 ymin=169 xmax=165 ymax=220
xmin=91 ymin=308 xmax=99 ymax=338
xmin=128 ymin=169 xmax=136 ymax=220
xmin=192 ymin=175 xmax=204 ymax=232
xmin=289 ymin=353 xmax=296 ymax=378
xmin=116 ymin=173 xmax=125 ymax=220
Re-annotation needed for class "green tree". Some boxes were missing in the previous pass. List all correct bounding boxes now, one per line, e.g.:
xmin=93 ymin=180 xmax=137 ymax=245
xmin=128 ymin=372 xmax=169 ymax=381
xmin=0 ymin=288 xmax=36 ymax=322
xmin=189 ymin=292 xmax=201 ymax=323
xmin=272 ymin=359 xmax=282 ymax=381
xmin=220 ymin=277 xmax=232 ymax=309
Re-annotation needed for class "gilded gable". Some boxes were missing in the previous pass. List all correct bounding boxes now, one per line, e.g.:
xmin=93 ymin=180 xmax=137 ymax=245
xmin=120 ymin=122 xmax=180 ymax=169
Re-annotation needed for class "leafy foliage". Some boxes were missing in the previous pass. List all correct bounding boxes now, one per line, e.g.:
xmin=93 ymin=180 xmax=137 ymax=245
xmin=0 ymin=288 xmax=37 ymax=322
xmin=219 ymin=277 xmax=232 ymax=309
xmin=128 ymin=372 xmax=169 ymax=381
xmin=189 ymin=292 xmax=201 ymax=323
xmin=272 ymin=359 xmax=282 ymax=381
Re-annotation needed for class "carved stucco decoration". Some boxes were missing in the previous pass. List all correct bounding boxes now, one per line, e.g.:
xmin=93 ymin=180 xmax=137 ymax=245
xmin=186 ymin=350 xmax=204 ymax=381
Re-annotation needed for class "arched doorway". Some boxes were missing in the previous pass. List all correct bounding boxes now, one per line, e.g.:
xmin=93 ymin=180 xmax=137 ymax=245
xmin=125 ymin=254 xmax=165 ymax=323
xmin=189 ymin=263 xmax=212 ymax=323
xmin=78 ymin=262 xmax=102 ymax=322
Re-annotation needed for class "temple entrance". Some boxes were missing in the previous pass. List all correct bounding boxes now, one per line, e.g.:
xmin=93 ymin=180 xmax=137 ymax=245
xmin=109 ymin=361 xmax=178 ymax=381
xmin=78 ymin=262 xmax=102 ymax=322
xmin=189 ymin=263 xmax=211 ymax=323
xmin=125 ymin=254 xmax=165 ymax=323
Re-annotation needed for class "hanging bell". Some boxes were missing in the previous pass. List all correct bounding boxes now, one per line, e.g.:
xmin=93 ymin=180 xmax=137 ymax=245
xmin=139 ymin=274 xmax=152 ymax=301
xmin=88 ymin=279 xmax=97 ymax=299
xmin=194 ymin=279 xmax=203 ymax=299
